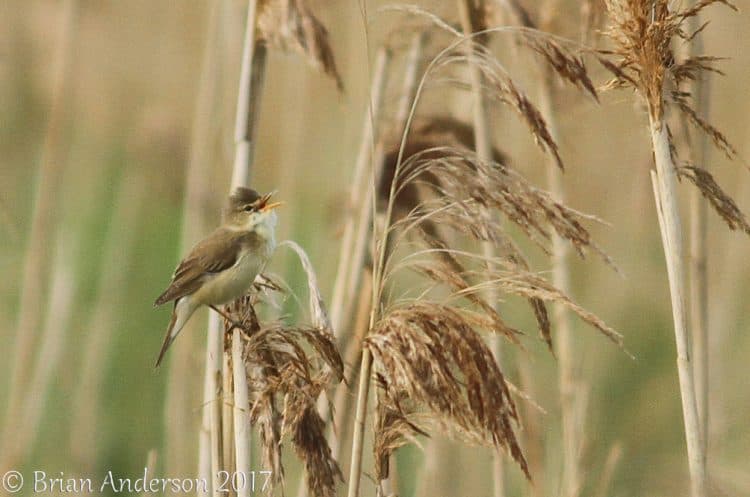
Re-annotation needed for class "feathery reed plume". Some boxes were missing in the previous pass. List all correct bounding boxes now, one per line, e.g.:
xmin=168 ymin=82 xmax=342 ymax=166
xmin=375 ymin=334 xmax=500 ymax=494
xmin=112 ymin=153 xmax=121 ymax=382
xmin=238 ymin=308 xmax=344 ymax=497
xmin=602 ymin=2 xmax=747 ymax=495
xmin=346 ymin=12 xmax=627 ymax=494
xmin=1 ymin=0 xmax=79 ymax=467
xmin=373 ymin=382 xmax=426 ymax=484
xmin=257 ymin=0 xmax=343 ymax=90
xmin=349 ymin=142 xmax=621 ymax=494
xmin=222 ymin=241 xmax=343 ymax=497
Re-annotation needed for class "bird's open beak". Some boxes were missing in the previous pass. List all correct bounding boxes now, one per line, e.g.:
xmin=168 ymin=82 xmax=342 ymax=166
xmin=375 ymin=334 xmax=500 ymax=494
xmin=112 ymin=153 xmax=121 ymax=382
xmin=259 ymin=191 xmax=283 ymax=211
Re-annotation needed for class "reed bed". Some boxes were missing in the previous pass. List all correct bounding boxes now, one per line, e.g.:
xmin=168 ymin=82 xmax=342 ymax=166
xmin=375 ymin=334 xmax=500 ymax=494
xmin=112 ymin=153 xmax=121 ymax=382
xmin=3 ymin=2 xmax=750 ymax=497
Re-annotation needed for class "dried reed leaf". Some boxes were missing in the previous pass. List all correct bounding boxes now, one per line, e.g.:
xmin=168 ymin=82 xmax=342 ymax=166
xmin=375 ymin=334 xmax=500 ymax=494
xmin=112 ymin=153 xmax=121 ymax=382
xmin=678 ymin=166 xmax=750 ymax=234
xmin=257 ymin=0 xmax=343 ymax=90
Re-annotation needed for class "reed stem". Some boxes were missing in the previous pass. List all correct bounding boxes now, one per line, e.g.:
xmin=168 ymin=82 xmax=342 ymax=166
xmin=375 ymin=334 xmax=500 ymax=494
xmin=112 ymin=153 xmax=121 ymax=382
xmin=329 ymin=48 xmax=391 ymax=336
xmin=538 ymin=64 xmax=580 ymax=497
xmin=346 ymin=347 xmax=373 ymax=497
xmin=232 ymin=330 xmax=252 ymax=497
xmin=687 ymin=5 xmax=710 ymax=455
xmin=649 ymin=119 xmax=706 ymax=497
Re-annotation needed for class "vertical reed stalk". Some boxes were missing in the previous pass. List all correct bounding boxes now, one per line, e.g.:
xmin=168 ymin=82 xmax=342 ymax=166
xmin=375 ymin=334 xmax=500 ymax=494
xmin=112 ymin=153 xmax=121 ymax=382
xmin=230 ymin=0 xmax=264 ymax=189
xmin=538 ymin=64 xmax=580 ymax=497
xmin=686 ymin=6 xmax=710 ymax=454
xmin=331 ymin=269 xmax=374 ymax=460
xmin=345 ymin=35 xmax=424 ymax=497
xmin=329 ymin=48 xmax=391 ymax=336
xmin=232 ymin=330 xmax=252 ymax=497
xmin=346 ymin=349 xmax=373 ymax=497
xmin=210 ymin=2 xmax=266 ymax=496
xmin=208 ymin=315 xmax=225 ymax=497
xmin=140 ymin=450 xmax=159 ymax=497
xmin=456 ymin=2 xmax=505 ymax=495
xmin=165 ymin=0 xmax=223 ymax=480
xmin=223 ymin=353 xmax=236 ymax=497
xmin=649 ymin=119 xmax=706 ymax=497
xmin=1 ymin=0 xmax=79 ymax=464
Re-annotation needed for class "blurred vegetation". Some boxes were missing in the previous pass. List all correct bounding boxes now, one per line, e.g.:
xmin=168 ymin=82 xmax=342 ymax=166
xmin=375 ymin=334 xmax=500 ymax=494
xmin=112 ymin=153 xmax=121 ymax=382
xmin=1 ymin=1 xmax=749 ymax=496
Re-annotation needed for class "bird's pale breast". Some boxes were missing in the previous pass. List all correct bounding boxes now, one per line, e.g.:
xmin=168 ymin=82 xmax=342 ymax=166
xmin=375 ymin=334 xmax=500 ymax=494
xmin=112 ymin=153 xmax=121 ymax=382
xmin=191 ymin=247 xmax=269 ymax=305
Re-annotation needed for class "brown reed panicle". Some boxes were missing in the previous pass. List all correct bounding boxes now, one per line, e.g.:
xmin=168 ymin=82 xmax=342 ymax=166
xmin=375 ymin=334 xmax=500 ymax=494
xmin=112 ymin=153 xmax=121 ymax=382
xmin=384 ymin=146 xmax=610 ymax=260
xmin=601 ymin=0 xmax=748 ymax=232
xmin=344 ymin=10 xmax=630 ymax=493
xmin=223 ymin=242 xmax=344 ymax=497
xmin=363 ymin=141 xmax=623 ymax=480
xmin=372 ymin=379 xmax=427 ymax=482
xmin=368 ymin=302 xmax=530 ymax=477
xmin=677 ymin=166 xmax=750 ymax=234
xmin=233 ymin=307 xmax=343 ymax=497
xmin=257 ymin=0 xmax=343 ymax=90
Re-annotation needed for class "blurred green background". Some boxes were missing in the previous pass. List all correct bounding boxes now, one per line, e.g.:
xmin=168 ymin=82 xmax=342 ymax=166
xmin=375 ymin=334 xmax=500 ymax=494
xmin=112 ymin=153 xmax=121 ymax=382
xmin=1 ymin=1 xmax=749 ymax=496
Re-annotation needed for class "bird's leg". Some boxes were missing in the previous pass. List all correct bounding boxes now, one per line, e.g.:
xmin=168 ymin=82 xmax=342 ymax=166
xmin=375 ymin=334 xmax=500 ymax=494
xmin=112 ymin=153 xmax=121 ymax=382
xmin=209 ymin=304 xmax=251 ymax=334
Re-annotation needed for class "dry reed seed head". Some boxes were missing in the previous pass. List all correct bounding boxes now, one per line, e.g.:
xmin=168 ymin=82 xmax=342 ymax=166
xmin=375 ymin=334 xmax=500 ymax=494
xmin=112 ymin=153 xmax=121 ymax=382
xmin=378 ymin=116 xmax=509 ymax=218
xmin=376 ymin=138 xmax=621 ymax=349
xmin=386 ymin=146 xmax=603 ymax=257
xmin=429 ymin=43 xmax=565 ymax=169
xmin=678 ymin=165 xmax=750 ymax=234
xmin=602 ymin=0 xmax=750 ymax=235
xmin=279 ymin=240 xmax=343 ymax=381
xmin=400 ymin=234 xmax=620 ymax=347
xmin=228 ymin=270 xmax=343 ymax=497
xmin=243 ymin=323 xmax=344 ymax=496
xmin=518 ymin=32 xmax=599 ymax=100
xmin=366 ymin=302 xmax=530 ymax=478
xmin=257 ymin=0 xmax=343 ymax=90
xmin=284 ymin=390 xmax=343 ymax=497
xmin=373 ymin=379 xmax=427 ymax=482
xmin=602 ymin=0 xmax=736 ymax=123
xmin=670 ymin=90 xmax=736 ymax=159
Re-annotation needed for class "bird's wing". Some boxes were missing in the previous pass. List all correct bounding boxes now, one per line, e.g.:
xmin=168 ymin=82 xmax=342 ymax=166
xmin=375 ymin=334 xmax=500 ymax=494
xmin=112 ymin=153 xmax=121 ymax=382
xmin=154 ymin=228 xmax=254 ymax=306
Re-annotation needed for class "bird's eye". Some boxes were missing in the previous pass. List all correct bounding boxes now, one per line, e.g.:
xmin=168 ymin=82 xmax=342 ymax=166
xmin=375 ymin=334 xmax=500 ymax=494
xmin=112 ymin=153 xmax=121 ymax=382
xmin=243 ymin=205 xmax=254 ymax=212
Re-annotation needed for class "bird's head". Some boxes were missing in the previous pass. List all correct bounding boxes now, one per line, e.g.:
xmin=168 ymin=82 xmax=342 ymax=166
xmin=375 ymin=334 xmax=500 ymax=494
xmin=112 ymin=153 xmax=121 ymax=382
xmin=224 ymin=187 xmax=281 ymax=235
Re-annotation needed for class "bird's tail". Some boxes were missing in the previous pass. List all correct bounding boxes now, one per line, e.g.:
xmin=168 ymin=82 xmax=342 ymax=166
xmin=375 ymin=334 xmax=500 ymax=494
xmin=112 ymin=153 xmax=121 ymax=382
xmin=155 ymin=298 xmax=195 ymax=368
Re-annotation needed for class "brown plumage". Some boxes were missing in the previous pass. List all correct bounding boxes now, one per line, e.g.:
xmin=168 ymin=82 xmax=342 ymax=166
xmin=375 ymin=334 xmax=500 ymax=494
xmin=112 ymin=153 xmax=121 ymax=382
xmin=153 ymin=187 xmax=280 ymax=367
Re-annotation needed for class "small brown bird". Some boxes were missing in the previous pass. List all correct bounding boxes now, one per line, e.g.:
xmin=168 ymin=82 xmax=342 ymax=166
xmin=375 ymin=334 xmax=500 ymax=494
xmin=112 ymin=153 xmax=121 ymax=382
xmin=153 ymin=187 xmax=280 ymax=367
